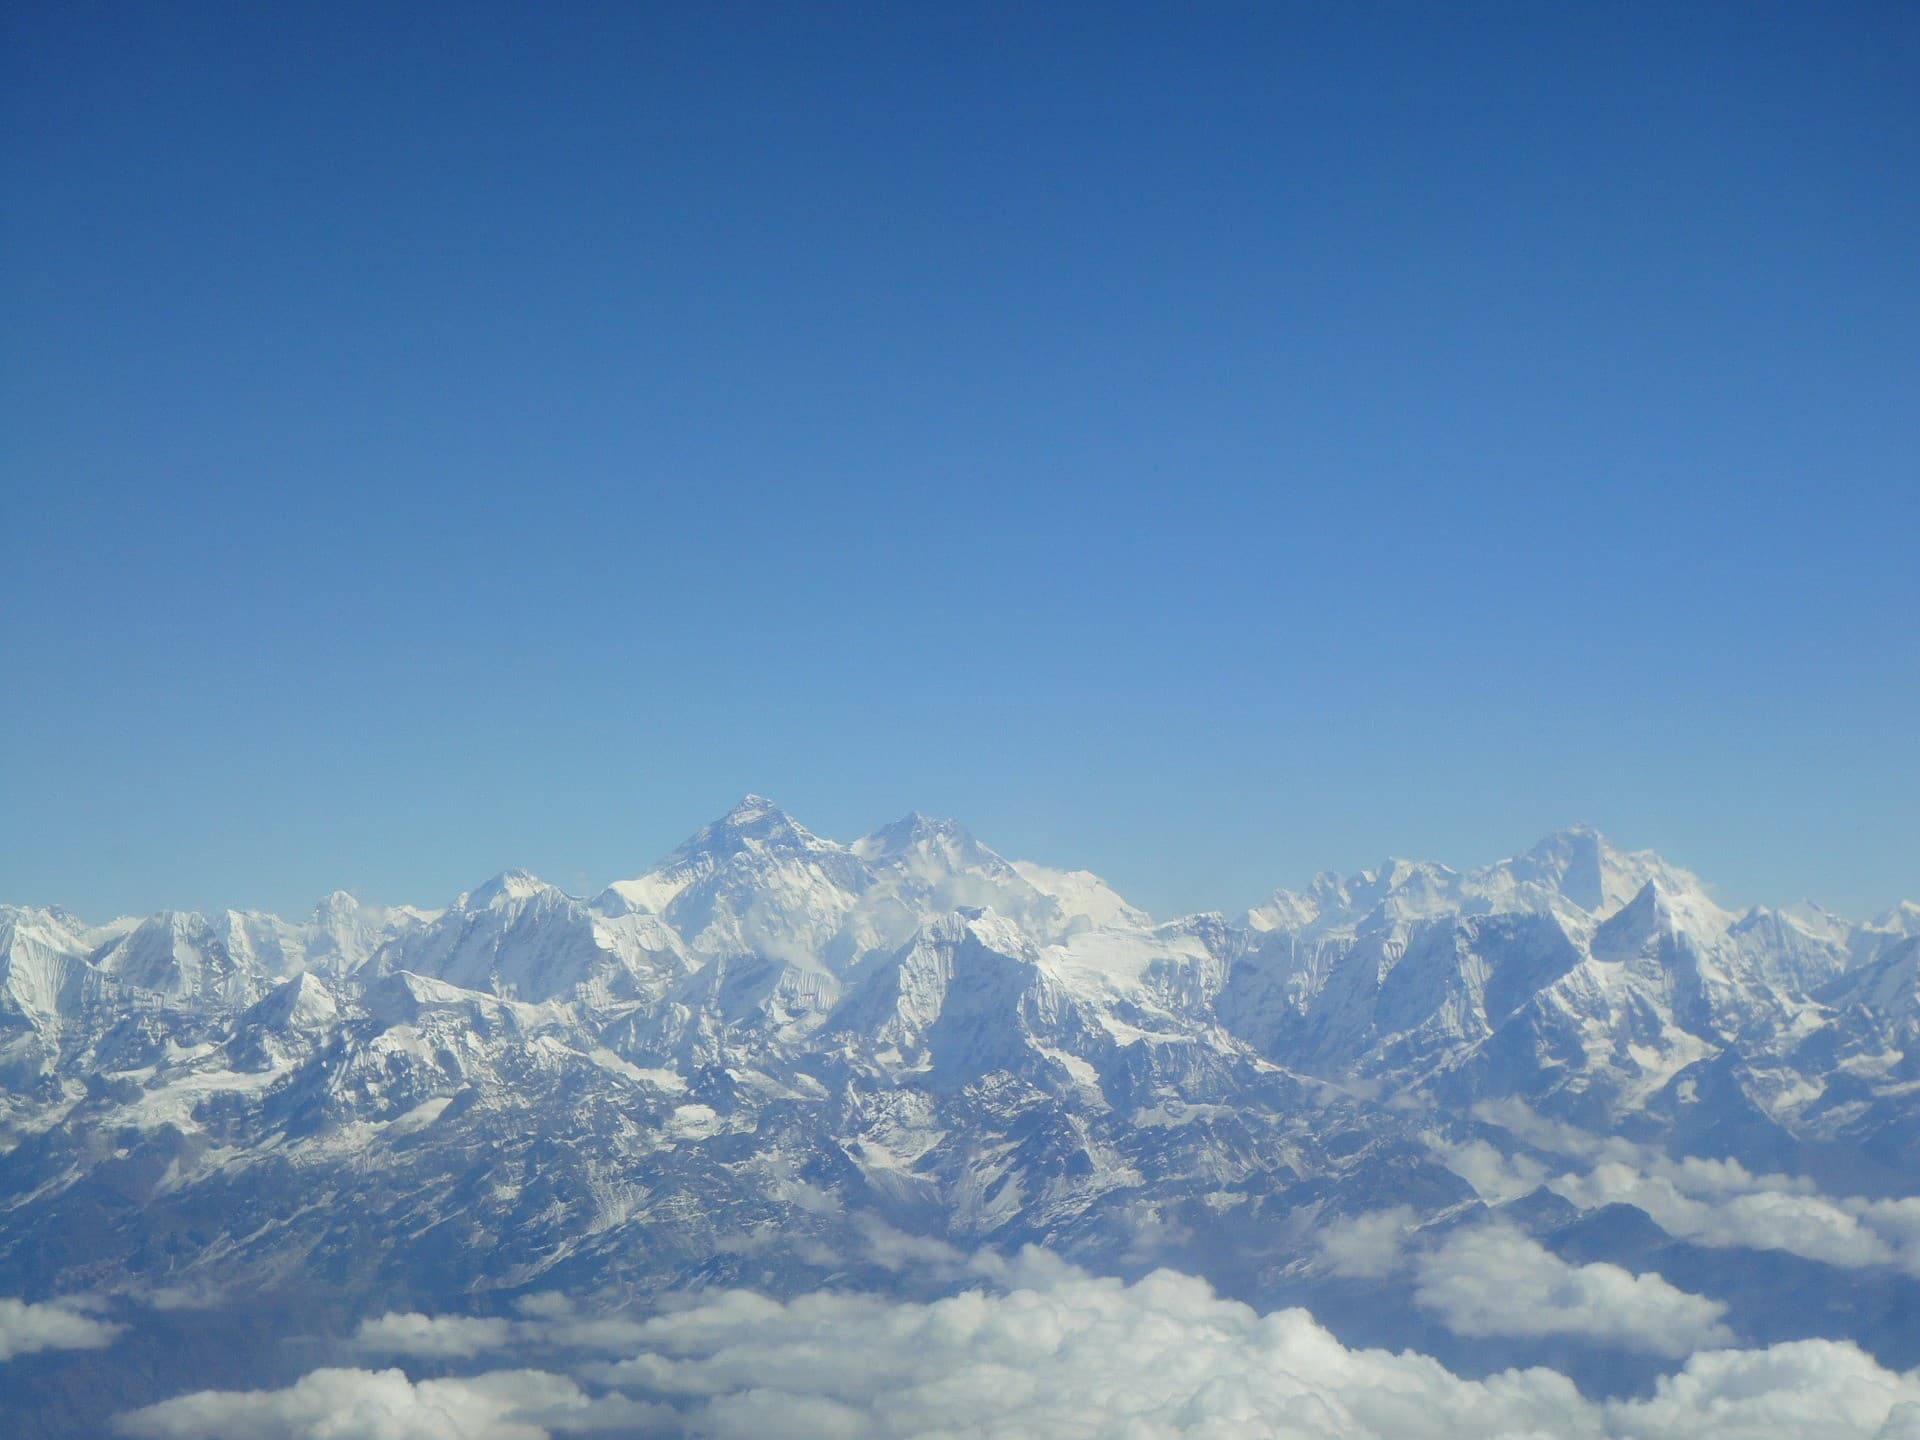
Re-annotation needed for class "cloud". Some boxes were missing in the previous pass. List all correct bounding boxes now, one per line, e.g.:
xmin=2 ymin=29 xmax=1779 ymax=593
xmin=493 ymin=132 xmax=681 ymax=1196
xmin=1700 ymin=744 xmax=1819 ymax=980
xmin=1318 ymin=1205 xmax=1416 ymax=1278
xmin=589 ymin=1266 xmax=1606 ymax=1437
xmin=115 ymin=1255 xmax=1920 ymax=1440
xmin=1412 ymin=1226 xmax=1734 ymax=1356
xmin=1445 ymin=1101 xmax=1920 ymax=1275
xmin=1552 ymin=1162 xmax=1901 ymax=1270
xmin=116 ymin=1367 xmax=586 ymax=1440
xmin=0 ymin=1295 xmax=123 ymax=1361
xmin=1617 ymin=1341 xmax=1920 ymax=1440
xmin=1313 ymin=1205 xmax=1736 ymax=1357
xmin=355 ymin=1312 xmax=514 ymax=1359
xmin=1434 ymin=1136 xmax=1550 ymax=1203
xmin=590 ymin=1254 xmax=1903 ymax=1438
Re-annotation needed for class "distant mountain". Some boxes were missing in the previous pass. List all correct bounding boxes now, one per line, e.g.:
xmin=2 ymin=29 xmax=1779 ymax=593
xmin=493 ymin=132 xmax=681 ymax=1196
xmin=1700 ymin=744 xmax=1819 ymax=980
xmin=0 ymin=802 xmax=1913 ymax=1429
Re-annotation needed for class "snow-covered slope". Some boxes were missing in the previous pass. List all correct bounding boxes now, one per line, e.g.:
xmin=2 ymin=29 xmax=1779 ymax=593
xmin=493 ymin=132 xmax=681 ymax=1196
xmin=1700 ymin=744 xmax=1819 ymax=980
xmin=0 ymin=803 xmax=1911 ymax=1412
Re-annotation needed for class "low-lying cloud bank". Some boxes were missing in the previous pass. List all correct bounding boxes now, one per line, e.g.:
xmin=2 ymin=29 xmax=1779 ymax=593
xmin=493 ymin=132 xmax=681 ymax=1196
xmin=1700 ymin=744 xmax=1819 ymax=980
xmin=1412 ymin=1226 xmax=1734 ymax=1356
xmin=116 ymin=1252 xmax=1920 ymax=1440
xmin=0 ymin=1296 xmax=123 ymax=1362
xmin=1445 ymin=1099 xmax=1920 ymax=1276
xmin=1314 ymin=1208 xmax=1735 ymax=1355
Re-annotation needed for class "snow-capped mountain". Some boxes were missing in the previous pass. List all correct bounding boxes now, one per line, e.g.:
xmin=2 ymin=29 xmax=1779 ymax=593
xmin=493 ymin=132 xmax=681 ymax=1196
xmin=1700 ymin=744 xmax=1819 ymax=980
xmin=0 ymin=802 xmax=1913 ymax=1431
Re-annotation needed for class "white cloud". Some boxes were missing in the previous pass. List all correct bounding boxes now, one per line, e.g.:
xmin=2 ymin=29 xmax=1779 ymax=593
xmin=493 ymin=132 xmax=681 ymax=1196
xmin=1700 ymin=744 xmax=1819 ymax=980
xmin=591 ymin=1253 xmax=1907 ymax=1438
xmin=1615 ymin=1341 xmax=1920 ymax=1440
xmin=1412 ymin=1226 xmax=1734 ymax=1356
xmin=0 ymin=1295 xmax=123 ymax=1361
xmin=1445 ymin=1102 xmax=1920 ymax=1275
xmin=115 ymin=1255 xmax=1920 ymax=1440
xmin=355 ymin=1312 xmax=514 ymax=1359
xmin=1437 ymin=1138 xmax=1549 ymax=1204
xmin=116 ymin=1367 xmax=586 ymax=1440
xmin=1313 ymin=1206 xmax=1736 ymax=1355
xmin=590 ymin=1265 xmax=1607 ymax=1438
xmin=1318 ymin=1205 xmax=1416 ymax=1278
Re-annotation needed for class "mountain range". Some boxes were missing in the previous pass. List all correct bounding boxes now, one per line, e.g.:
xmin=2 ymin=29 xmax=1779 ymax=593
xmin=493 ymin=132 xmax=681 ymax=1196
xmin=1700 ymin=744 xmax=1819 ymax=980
xmin=2 ymin=799 xmax=1916 ymax=1431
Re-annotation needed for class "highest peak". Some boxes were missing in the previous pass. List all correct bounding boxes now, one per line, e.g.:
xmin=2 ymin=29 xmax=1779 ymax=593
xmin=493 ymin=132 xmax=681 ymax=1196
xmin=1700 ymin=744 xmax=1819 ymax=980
xmin=462 ymin=868 xmax=550 ymax=908
xmin=709 ymin=793 xmax=814 ymax=840
xmin=1515 ymin=822 xmax=1614 ymax=864
xmin=653 ymin=794 xmax=834 ymax=871
xmin=722 ymin=793 xmax=783 ymax=825
xmin=1485 ymin=823 xmax=1664 ymax=916
xmin=1544 ymin=820 xmax=1604 ymax=840
xmin=705 ymin=793 xmax=809 ymax=841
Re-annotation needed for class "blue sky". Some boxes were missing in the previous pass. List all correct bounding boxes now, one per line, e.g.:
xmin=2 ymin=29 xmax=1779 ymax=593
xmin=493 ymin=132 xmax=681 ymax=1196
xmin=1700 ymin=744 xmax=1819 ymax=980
xmin=3 ymin=3 xmax=1915 ymax=921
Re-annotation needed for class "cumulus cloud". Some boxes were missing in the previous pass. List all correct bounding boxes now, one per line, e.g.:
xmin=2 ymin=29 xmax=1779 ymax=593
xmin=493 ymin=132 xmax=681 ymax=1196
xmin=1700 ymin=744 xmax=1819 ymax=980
xmin=1552 ymin=1162 xmax=1902 ymax=1270
xmin=114 ymin=1254 xmax=1920 ymax=1440
xmin=1621 ymin=1343 xmax=1920 ymax=1440
xmin=591 ymin=1265 xmax=1606 ymax=1438
xmin=1412 ymin=1226 xmax=1734 ymax=1356
xmin=1316 ymin=1209 xmax=1734 ymax=1354
xmin=355 ymin=1312 xmax=514 ymax=1359
xmin=1318 ymin=1205 xmax=1416 ymax=1278
xmin=116 ymin=1367 xmax=587 ymax=1440
xmin=1444 ymin=1101 xmax=1920 ymax=1275
xmin=0 ymin=1295 xmax=123 ymax=1361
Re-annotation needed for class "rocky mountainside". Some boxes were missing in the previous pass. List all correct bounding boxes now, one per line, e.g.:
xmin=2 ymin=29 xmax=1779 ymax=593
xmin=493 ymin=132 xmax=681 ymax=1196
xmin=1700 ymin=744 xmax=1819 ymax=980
xmin=1 ymin=801 xmax=1915 ymax=1426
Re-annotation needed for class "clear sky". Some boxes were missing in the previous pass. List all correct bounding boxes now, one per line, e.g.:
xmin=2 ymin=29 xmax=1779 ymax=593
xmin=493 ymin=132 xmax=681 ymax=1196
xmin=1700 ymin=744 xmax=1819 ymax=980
xmin=3 ymin=2 xmax=1915 ymax=923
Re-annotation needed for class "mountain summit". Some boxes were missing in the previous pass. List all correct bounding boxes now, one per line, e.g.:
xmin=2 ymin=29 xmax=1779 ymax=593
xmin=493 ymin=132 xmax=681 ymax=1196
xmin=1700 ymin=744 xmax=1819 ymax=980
xmin=0 ymin=806 xmax=1912 ymax=1425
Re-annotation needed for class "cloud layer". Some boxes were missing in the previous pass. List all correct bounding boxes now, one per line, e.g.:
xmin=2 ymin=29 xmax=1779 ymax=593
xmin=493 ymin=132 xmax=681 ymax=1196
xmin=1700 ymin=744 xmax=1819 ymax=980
xmin=1413 ymin=1226 xmax=1733 ymax=1356
xmin=116 ymin=1367 xmax=582 ymax=1440
xmin=1316 ymin=1211 xmax=1732 ymax=1356
xmin=116 ymin=1253 xmax=1920 ymax=1440
xmin=1441 ymin=1099 xmax=1920 ymax=1276
xmin=0 ymin=1296 xmax=123 ymax=1362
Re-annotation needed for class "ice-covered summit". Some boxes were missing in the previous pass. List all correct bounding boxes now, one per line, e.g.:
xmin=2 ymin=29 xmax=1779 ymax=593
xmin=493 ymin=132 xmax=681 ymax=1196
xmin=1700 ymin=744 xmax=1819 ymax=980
xmin=1 ymin=806 xmax=1915 ymax=1426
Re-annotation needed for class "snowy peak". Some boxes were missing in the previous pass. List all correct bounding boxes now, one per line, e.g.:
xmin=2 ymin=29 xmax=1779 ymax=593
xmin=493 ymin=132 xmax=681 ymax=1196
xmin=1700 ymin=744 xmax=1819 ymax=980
xmin=90 ymin=910 xmax=238 ymax=1004
xmin=1471 ymin=825 xmax=1724 ymax=923
xmin=1871 ymin=900 xmax=1920 ymax=938
xmin=1585 ymin=877 xmax=1731 ymax=964
xmin=0 ymin=906 xmax=93 ymax=1023
xmin=241 ymin=970 xmax=340 ymax=1033
xmin=851 ymin=813 xmax=1016 ymax=894
xmin=1494 ymin=824 xmax=1614 ymax=912
xmin=661 ymin=794 xmax=834 ymax=867
xmin=1590 ymin=879 xmax=1682 ymax=963
xmin=597 ymin=796 xmax=854 ymax=919
xmin=301 ymin=891 xmax=436 ymax=976
xmin=1008 ymin=862 xmax=1150 ymax=934
xmin=459 ymin=868 xmax=552 ymax=910
xmin=1244 ymin=857 xmax=1465 ymax=936
xmin=852 ymin=811 xmax=986 ymax=866
xmin=1249 ymin=826 xmax=1735 ymax=939
xmin=826 ymin=909 xmax=1057 ymax=1083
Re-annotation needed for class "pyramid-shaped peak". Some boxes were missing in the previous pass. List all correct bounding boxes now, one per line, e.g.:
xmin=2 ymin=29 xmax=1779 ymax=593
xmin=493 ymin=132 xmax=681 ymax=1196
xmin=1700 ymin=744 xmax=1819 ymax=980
xmin=855 ymin=811 xmax=977 ymax=856
xmin=635 ymin=795 xmax=848 ymax=883
xmin=675 ymin=794 xmax=828 ymax=853
xmin=1505 ymin=825 xmax=1617 ymax=912
xmin=700 ymin=794 xmax=816 ymax=843
xmin=243 ymin=969 xmax=340 ymax=1032
xmin=462 ymin=868 xmax=549 ymax=908
xmin=311 ymin=890 xmax=364 ymax=922
xmin=1874 ymin=900 xmax=1920 ymax=936
xmin=1590 ymin=878 xmax=1673 ymax=958
xmin=1518 ymin=822 xmax=1615 ymax=860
